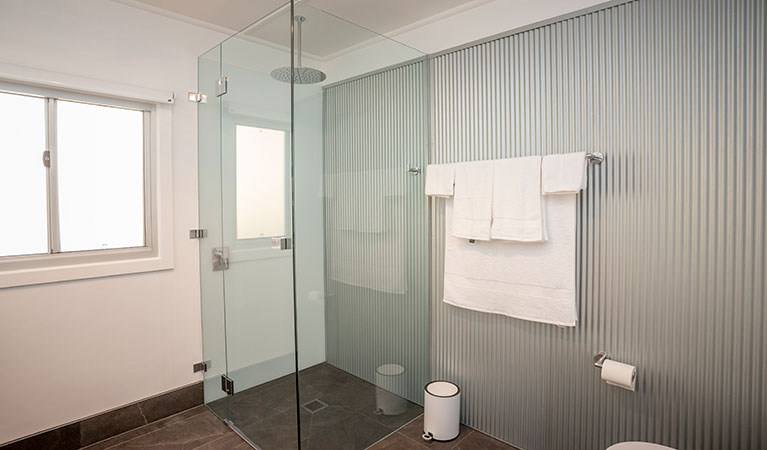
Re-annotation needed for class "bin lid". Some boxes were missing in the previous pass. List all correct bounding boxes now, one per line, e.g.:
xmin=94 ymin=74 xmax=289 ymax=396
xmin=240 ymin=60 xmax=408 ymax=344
xmin=425 ymin=380 xmax=459 ymax=397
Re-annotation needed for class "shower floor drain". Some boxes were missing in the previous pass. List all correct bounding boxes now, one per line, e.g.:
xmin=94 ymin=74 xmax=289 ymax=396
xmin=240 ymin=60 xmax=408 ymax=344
xmin=301 ymin=399 xmax=328 ymax=413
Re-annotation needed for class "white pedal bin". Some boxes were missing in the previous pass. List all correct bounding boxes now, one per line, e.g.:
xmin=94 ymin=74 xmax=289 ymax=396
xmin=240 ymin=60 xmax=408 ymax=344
xmin=423 ymin=380 xmax=460 ymax=442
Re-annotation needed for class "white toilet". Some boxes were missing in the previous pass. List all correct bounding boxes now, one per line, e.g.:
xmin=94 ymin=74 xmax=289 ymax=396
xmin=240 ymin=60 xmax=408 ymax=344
xmin=607 ymin=442 xmax=676 ymax=450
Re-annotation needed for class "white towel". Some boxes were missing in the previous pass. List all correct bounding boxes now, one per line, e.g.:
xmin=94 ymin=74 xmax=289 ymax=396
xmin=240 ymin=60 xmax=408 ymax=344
xmin=452 ymin=160 xmax=494 ymax=241
xmin=443 ymin=195 xmax=578 ymax=327
xmin=542 ymin=152 xmax=587 ymax=194
xmin=425 ymin=164 xmax=455 ymax=197
xmin=490 ymin=156 xmax=546 ymax=242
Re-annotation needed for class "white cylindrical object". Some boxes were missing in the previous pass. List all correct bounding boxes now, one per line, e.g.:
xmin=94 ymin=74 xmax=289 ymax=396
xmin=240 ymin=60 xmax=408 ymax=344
xmin=601 ymin=359 xmax=637 ymax=391
xmin=423 ymin=380 xmax=461 ymax=441
xmin=375 ymin=364 xmax=408 ymax=415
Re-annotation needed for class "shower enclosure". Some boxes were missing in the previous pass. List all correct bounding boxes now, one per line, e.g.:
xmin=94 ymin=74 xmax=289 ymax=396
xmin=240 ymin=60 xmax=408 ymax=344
xmin=197 ymin=2 xmax=429 ymax=448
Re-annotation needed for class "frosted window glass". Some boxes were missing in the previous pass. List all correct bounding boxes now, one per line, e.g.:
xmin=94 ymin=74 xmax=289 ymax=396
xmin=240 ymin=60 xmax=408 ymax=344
xmin=57 ymin=101 xmax=145 ymax=252
xmin=235 ymin=125 xmax=288 ymax=239
xmin=0 ymin=92 xmax=48 ymax=257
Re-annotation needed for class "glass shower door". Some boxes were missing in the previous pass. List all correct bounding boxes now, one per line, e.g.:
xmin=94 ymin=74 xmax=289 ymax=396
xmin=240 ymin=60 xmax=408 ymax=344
xmin=198 ymin=4 xmax=301 ymax=449
xmin=219 ymin=6 xmax=302 ymax=449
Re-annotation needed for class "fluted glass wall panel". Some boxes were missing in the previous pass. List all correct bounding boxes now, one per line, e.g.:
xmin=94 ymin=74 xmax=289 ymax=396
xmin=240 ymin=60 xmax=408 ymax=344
xmin=323 ymin=60 xmax=430 ymax=403
xmin=430 ymin=1 xmax=766 ymax=449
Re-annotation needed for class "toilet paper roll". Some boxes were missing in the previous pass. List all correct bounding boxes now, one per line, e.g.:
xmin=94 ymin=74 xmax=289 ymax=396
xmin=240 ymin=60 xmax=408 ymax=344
xmin=600 ymin=359 xmax=636 ymax=391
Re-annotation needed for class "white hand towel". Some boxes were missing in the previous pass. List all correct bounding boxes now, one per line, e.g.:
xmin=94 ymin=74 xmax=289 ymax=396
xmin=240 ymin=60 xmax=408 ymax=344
xmin=442 ymin=195 xmax=578 ymax=327
xmin=491 ymin=156 xmax=546 ymax=242
xmin=452 ymin=160 xmax=494 ymax=241
xmin=542 ymin=152 xmax=588 ymax=194
xmin=425 ymin=164 xmax=455 ymax=197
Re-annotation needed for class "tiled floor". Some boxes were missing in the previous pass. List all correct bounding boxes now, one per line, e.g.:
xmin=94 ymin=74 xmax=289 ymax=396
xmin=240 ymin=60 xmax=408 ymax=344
xmin=209 ymin=363 xmax=424 ymax=450
xmin=371 ymin=416 xmax=519 ymax=449
xmin=80 ymin=363 xmax=519 ymax=450
xmin=80 ymin=406 xmax=249 ymax=450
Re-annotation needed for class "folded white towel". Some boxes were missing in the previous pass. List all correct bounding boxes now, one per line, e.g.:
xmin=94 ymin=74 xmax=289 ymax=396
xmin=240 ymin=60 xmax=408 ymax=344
xmin=452 ymin=160 xmax=494 ymax=241
xmin=443 ymin=195 xmax=578 ymax=327
xmin=425 ymin=164 xmax=455 ymax=197
xmin=542 ymin=152 xmax=588 ymax=194
xmin=491 ymin=156 xmax=546 ymax=242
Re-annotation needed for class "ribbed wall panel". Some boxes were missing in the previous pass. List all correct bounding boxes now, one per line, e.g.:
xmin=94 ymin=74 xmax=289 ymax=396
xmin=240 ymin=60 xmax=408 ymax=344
xmin=430 ymin=1 xmax=766 ymax=449
xmin=323 ymin=60 xmax=430 ymax=403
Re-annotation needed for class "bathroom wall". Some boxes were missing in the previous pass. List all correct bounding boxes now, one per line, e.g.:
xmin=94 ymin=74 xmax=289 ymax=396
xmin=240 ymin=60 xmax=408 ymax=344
xmin=429 ymin=0 xmax=766 ymax=449
xmin=0 ymin=0 xmax=224 ymax=444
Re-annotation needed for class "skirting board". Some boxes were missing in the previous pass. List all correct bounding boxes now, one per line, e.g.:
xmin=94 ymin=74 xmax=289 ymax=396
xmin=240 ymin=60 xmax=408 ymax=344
xmin=0 ymin=382 xmax=203 ymax=450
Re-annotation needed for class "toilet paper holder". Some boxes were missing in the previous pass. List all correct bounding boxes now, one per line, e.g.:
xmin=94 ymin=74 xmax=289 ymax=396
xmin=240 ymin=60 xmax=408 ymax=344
xmin=593 ymin=351 xmax=610 ymax=368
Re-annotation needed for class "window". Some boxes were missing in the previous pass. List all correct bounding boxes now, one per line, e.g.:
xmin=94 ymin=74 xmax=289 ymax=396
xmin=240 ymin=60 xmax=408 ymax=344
xmin=0 ymin=88 xmax=149 ymax=258
xmin=235 ymin=124 xmax=289 ymax=240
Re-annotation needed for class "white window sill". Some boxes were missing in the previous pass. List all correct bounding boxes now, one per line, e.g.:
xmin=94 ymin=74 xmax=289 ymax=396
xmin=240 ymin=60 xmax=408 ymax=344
xmin=0 ymin=251 xmax=173 ymax=288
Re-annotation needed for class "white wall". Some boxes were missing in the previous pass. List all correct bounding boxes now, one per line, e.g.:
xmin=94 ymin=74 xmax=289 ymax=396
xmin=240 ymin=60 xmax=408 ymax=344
xmin=0 ymin=0 xmax=225 ymax=444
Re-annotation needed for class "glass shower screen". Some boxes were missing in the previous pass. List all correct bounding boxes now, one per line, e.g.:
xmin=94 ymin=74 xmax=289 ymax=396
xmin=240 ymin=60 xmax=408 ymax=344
xmin=197 ymin=2 xmax=429 ymax=448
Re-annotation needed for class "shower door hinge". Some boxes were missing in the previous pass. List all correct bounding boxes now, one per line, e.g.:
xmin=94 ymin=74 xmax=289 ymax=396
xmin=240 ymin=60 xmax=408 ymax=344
xmin=187 ymin=92 xmax=207 ymax=103
xmin=272 ymin=237 xmax=292 ymax=250
xmin=216 ymin=77 xmax=228 ymax=96
xmin=212 ymin=247 xmax=229 ymax=271
xmin=189 ymin=229 xmax=207 ymax=239
xmin=42 ymin=150 xmax=51 ymax=168
xmin=221 ymin=375 xmax=234 ymax=396
xmin=193 ymin=360 xmax=209 ymax=373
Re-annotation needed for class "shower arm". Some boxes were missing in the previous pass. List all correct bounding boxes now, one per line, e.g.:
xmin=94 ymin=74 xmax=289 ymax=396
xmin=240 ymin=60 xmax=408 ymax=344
xmin=294 ymin=15 xmax=305 ymax=68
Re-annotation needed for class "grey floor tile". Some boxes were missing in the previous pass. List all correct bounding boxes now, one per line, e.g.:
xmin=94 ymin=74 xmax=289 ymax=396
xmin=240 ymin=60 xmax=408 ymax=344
xmin=101 ymin=409 xmax=231 ymax=449
xmin=306 ymin=405 xmax=357 ymax=436
xmin=362 ymin=400 xmax=423 ymax=429
xmin=303 ymin=412 xmax=393 ymax=450
xmin=235 ymin=408 xmax=306 ymax=450
xmin=451 ymin=431 xmax=519 ymax=450
xmin=189 ymin=433 xmax=252 ymax=450
xmin=369 ymin=432 xmax=429 ymax=450
xmin=397 ymin=416 xmax=473 ymax=450
xmin=82 ymin=406 xmax=208 ymax=450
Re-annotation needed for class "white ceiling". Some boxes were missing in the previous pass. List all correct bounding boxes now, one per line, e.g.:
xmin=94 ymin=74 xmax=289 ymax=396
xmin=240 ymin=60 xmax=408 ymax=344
xmin=117 ymin=0 xmax=484 ymax=56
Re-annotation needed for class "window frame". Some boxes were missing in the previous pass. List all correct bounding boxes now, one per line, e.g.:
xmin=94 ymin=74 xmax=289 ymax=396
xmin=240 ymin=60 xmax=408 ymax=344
xmin=0 ymin=77 xmax=174 ymax=287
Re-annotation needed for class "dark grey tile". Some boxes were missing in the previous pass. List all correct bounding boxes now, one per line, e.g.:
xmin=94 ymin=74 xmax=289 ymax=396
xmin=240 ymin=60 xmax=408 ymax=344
xmin=138 ymin=382 xmax=203 ymax=424
xmin=236 ymin=408 xmax=306 ymax=450
xmin=398 ymin=416 xmax=473 ymax=449
xmin=317 ymin=378 xmax=378 ymax=413
xmin=369 ymin=432 xmax=429 ymax=450
xmin=190 ymin=433 xmax=252 ymax=450
xmin=306 ymin=405 xmax=356 ymax=436
xmin=362 ymin=398 xmax=423 ymax=429
xmin=81 ymin=406 xmax=208 ymax=450
xmin=102 ymin=409 xmax=231 ymax=449
xmin=452 ymin=431 xmax=519 ymax=450
xmin=304 ymin=412 xmax=393 ymax=450
xmin=80 ymin=404 xmax=147 ymax=447
xmin=298 ymin=364 xmax=360 ymax=395
xmin=1 ymin=422 xmax=80 ymax=450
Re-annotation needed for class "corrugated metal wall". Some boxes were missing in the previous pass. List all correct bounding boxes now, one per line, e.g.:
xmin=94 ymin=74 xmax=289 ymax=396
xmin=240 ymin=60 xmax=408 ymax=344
xmin=430 ymin=1 xmax=766 ymax=449
xmin=323 ymin=60 xmax=430 ymax=403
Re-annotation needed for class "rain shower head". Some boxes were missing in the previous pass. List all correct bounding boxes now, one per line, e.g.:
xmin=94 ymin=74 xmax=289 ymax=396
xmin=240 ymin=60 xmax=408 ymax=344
xmin=271 ymin=15 xmax=327 ymax=84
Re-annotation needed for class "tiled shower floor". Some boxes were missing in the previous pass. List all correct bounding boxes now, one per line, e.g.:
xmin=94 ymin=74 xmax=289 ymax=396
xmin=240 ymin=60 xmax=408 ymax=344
xmin=210 ymin=362 xmax=424 ymax=450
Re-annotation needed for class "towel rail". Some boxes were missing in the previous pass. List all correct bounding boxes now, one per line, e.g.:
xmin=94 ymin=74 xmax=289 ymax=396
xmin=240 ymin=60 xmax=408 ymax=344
xmin=586 ymin=152 xmax=605 ymax=164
